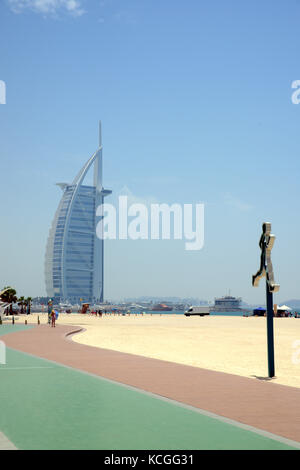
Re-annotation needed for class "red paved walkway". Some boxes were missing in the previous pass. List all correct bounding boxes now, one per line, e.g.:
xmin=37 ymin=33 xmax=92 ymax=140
xmin=2 ymin=324 xmax=300 ymax=443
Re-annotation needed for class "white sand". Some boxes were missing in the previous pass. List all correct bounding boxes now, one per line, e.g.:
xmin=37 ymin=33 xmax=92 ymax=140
xmin=23 ymin=313 xmax=300 ymax=388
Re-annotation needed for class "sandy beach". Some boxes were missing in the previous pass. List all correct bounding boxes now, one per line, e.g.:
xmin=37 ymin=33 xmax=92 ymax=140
xmin=16 ymin=313 xmax=300 ymax=389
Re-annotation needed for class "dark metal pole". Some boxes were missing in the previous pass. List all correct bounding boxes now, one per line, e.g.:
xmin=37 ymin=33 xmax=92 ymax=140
xmin=266 ymin=281 xmax=275 ymax=377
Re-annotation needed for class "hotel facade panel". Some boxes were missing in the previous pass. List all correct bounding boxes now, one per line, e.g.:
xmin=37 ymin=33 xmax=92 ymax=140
xmin=45 ymin=126 xmax=111 ymax=303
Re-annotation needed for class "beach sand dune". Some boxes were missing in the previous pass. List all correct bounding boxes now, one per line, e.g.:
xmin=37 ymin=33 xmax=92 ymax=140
xmin=23 ymin=313 xmax=300 ymax=388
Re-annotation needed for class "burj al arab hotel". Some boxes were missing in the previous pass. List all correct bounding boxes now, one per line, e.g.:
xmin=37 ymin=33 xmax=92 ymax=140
xmin=45 ymin=124 xmax=111 ymax=303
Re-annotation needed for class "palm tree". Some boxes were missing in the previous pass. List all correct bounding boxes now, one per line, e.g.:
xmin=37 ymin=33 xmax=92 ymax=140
xmin=25 ymin=297 xmax=32 ymax=315
xmin=18 ymin=296 xmax=25 ymax=314
xmin=1 ymin=287 xmax=17 ymax=315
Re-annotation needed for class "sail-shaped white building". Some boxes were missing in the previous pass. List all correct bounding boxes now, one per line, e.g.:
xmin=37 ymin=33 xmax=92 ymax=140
xmin=45 ymin=124 xmax=111 ymax=303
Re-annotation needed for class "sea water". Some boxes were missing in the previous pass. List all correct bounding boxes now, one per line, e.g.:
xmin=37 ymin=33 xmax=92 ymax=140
xmin=130 ymin=310 xmax=298 ymax=317
xmin=130 ymin=310 xmax=252 ymax=317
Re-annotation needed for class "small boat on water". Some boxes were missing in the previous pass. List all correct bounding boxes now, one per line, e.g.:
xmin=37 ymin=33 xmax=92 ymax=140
xmin=150 ymin=303 xmax=173 ymax=311
xmin=59 ymin=302 xmax=72 ymax=313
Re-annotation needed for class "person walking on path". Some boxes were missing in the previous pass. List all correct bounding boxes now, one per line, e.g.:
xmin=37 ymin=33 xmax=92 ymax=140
xmin=47 ymin=299 xmax=53 ymax=325
xmin=51 ymin=310 xmax=56 ymax=328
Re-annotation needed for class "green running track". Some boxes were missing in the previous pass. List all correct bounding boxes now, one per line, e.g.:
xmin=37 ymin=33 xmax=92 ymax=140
xmin=0 ymin=325 xmax=298 ymax=450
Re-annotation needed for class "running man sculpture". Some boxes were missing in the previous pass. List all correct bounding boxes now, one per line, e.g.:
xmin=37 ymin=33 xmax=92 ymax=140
xmin=252 ymin=222 xmax=280 ymax=378
xmin=252 ymin=222 xmax=280 ymax=293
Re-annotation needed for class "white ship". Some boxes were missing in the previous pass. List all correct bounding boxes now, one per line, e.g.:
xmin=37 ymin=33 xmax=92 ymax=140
xmin=211 ymin=295 xmax=242 ymax=312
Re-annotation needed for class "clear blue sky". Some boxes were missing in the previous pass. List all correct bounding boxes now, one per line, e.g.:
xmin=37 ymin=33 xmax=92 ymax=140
xmin=0 ymin=0 xmax=299 ymax=304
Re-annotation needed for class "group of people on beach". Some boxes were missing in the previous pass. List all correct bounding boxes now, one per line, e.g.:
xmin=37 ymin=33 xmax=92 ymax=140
xmin=276 ymin=311 xmax=299 ymax=318
xmin=90 ymin=310 xmax=103 ymax=317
